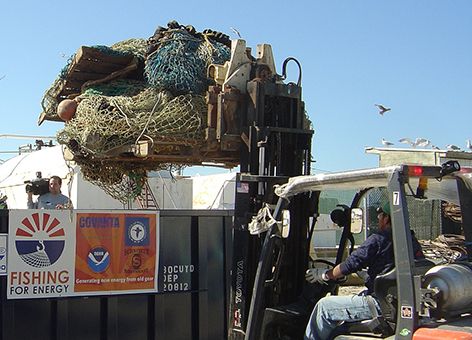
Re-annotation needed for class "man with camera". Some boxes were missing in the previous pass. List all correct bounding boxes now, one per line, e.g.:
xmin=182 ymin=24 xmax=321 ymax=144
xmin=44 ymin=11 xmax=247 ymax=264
xmin=27 ymin=175 xmax=71 ymax=209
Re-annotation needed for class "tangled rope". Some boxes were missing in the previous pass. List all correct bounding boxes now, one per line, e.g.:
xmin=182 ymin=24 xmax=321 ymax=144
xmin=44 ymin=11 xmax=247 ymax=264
xmin=248 ymin=204 xmax=280 ymax=235
xmin=43 ymin=21 xmax=232 ymax=202
xmin=442 ymin=202 xmax=462 ymax=224
xmin=110 ymin=38 xmax=148 ymax=60
xmin=144 ymin=29 xmax=230 ymax=94
xmin=419 ymin=234 xmax=468 ymax=263
xmin=57 ymin=88 xmax=206 ymax=156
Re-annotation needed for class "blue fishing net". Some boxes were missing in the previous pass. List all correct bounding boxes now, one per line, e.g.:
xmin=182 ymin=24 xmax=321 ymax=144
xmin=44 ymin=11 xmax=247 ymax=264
xmin=144 ymin=30 xmax=230 ymax=94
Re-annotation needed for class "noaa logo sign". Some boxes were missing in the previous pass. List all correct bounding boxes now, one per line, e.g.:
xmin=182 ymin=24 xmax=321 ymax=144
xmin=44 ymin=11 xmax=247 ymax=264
xmin=87 ymin=247 xmax=110 ymax=273
xmin=15 ymin=213 xmax=65 ymax=268
xmin=125 ymin=217 xmax=149 ymax=246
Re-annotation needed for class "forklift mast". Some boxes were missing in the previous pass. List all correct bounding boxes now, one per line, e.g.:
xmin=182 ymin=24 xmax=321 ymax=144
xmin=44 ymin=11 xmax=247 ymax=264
xmin=225 ymin=44 xmax=314 ymax=338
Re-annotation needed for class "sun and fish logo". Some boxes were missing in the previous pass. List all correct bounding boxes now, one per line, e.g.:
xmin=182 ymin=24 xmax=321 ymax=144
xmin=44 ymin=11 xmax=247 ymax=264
xmin=15 ymin=212 xmax=65 ymax=268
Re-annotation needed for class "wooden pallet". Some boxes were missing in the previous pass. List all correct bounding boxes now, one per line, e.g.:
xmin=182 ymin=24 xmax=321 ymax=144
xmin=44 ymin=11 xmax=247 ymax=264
xmin=38 ymin=46 xmax=140 ymax=124
xmin=63 ymin=137 xmax=241 ymax=169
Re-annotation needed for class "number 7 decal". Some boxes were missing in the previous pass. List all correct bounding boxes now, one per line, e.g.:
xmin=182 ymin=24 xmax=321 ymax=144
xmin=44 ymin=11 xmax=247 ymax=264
xmin=393 ymin=191 xmax=400 ymax=205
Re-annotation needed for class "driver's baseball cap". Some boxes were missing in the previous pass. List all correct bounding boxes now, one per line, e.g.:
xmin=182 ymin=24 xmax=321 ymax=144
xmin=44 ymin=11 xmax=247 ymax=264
xmin=377 ymin=202 xmax=391 ymax=216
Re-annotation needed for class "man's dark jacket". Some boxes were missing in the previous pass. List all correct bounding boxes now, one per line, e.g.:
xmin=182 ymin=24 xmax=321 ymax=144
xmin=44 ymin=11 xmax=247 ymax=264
xmin=339 ymin=229 xmax=424 ymax=293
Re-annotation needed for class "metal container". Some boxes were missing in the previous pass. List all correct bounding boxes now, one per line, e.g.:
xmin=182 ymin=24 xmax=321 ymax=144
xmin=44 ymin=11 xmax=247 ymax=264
xmin=424 ymin=263 xmax=472 ymax=313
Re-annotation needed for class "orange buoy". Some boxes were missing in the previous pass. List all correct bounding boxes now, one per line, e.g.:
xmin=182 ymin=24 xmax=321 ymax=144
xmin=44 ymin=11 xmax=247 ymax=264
xmin=57 ymin=99 xmax=78 ymax=122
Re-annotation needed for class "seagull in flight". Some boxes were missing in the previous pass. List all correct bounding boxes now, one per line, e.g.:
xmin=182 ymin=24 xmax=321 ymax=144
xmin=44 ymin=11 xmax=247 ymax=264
xmin=230 ymin=27 xmax=242 ymax=38
xmin=382 ymin=138 xmax=394 ymax=147
xmin=375 ymin=104 xmax=391 ymax=115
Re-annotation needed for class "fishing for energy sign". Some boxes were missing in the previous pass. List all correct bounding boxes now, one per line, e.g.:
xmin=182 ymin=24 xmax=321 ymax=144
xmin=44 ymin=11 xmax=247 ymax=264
xmin=74 ymin=211 xmax=158 ymax=294
xmin=8 ymin=210 xmax=75 ymax=299
xmin=7 ymin=210 xmax=158 ymax=299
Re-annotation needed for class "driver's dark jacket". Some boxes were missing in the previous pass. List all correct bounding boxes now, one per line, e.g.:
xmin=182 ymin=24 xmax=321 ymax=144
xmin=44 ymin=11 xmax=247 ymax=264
xmin=338 ymin=229 xmax=423 ymax=294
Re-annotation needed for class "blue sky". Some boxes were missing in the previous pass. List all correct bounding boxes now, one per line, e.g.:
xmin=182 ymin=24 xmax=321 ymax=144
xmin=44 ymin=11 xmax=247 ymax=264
xmin=1 ymin=1 xmax=471 ymax=175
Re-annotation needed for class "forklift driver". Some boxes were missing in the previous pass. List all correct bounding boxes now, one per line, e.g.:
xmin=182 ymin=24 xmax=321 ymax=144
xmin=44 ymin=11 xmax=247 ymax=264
xmin=304 ymin=202 xmax=424 ymax=340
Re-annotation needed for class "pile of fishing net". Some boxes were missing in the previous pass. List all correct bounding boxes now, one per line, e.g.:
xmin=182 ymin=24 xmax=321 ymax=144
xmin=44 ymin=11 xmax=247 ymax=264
xmin=419 ymin=234 xmax=467 ymax=263
xmin=43 ymin=21 xmax=232 ymax=203
xmin=57 ymin=89 xmax=206 ymax=155
xmin=145 ymin=21 xmax=231 ymax=93
xmin=442 ymin=201 xmax=462 ymax=223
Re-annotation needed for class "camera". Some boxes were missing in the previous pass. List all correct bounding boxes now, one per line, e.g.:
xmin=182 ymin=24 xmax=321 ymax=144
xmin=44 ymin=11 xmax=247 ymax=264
xmin=25 ymin=172 xmax=50 ymax=196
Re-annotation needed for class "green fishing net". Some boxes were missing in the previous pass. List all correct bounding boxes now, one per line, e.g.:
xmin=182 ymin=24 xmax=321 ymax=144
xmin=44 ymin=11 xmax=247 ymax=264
xmin=44 ymin=21 xmax=231 ymax=202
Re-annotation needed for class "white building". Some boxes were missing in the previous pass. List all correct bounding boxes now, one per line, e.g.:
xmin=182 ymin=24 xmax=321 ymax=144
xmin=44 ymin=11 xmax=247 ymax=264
xmin=365 ymin=146 xmax=472 ymax=167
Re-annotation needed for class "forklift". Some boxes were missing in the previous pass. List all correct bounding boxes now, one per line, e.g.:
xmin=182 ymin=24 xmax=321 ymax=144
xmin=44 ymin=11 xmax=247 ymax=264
xmin=230 ymin=161 xmax=472 ymax=339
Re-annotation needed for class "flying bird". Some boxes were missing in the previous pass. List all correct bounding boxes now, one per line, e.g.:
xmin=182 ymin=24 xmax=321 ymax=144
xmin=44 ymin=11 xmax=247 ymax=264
xmin=399 ymin=138 xmax=415 ymax=147
xmin=381 ymin=138 xmax=394 ymax=147
xmin=375 ymin=104 xmax=391 ymax=115
xmin=230 ymin=27 xmax=242 ymax=38
xmin=446 ymin=144 xmax=461 ymax=151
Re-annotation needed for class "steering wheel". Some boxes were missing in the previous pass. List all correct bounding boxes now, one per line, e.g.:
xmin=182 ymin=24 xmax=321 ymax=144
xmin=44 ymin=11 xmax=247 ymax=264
xmin=310 ymin=259 xmax=347 ymax=284
xmin=312 ymin=259 xmax=336 ymax=267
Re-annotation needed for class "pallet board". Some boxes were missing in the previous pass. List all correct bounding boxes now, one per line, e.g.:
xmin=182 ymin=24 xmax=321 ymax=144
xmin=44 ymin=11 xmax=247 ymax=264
xmin=61 ymin=46 xmax=138 ymax=95
xmin=38 ymin=46 xmax=140 ymax=124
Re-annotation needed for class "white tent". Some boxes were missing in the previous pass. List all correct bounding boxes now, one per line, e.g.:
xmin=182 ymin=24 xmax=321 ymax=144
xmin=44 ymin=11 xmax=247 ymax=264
xmin=0 ymin=146 xmax=236 ymax=210
xmin=0 ymin=146 xmax=123 ymax=209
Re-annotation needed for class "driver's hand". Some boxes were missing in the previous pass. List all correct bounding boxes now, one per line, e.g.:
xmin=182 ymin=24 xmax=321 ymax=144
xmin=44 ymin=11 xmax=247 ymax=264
xmin=305 ymin=268 xmax=329 ymax=285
